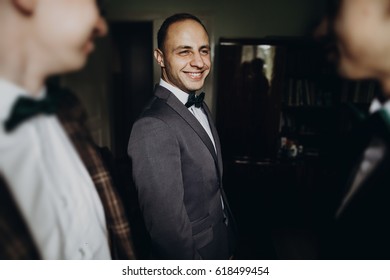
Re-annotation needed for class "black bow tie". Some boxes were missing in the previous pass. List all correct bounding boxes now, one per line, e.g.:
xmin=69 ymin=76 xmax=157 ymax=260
xmin=4 ymin=90 xmax=62 ymax=132
xmin=185 ymin=92 xmax=205 ymax=108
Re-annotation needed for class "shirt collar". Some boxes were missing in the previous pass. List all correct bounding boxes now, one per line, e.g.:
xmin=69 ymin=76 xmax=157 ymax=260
xmin=159 ymin=79 xmax=189 ymax=105
xmin=369 ymin=98 xmax=390 ymax=115
xmin=0 ymin=78 xmax=46 ymax=122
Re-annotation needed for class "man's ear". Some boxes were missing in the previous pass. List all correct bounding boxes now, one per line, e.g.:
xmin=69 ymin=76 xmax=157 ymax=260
xmin=154 ymin=49 xmax=165 ymax=67
xmin=12 ymin=0 xmax=37 ymax=15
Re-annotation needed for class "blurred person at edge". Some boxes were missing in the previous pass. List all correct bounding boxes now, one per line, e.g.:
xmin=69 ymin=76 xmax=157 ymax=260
xmin=0 ymin=0 xmax=135 ymax=259
xmin=317 ymin=0 xmax=390 ymax=259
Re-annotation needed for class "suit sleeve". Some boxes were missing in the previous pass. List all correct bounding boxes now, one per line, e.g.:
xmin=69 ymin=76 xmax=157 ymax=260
xmin=128 ymin=117 xmax=201 ymax=259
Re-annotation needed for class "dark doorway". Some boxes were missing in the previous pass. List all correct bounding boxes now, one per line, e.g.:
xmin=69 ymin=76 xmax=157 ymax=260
xmin=110 ymin=21 xmax=154 ymax=160
xmin=108 ymin=21 xmax=154 ymax=259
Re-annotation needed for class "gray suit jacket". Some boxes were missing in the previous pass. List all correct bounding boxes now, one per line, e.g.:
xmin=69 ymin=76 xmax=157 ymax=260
xmin=128 ymin=85 xmax=234 ymax=259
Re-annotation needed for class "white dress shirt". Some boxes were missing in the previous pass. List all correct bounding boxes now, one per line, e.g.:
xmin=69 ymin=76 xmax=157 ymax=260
xmin=0 ymin=79 xmax=111 ymax=259
xmin=337 ymin=98 xmax=389 ymax=217
xmin=159 ymin=79 xmax=216 ymax=152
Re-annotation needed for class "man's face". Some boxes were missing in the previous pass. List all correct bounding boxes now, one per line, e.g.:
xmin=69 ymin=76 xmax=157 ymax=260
xmin=33 ymin=0 xmax=107 ymax=74
xmin=155 ymin=19 xmax=211 ymax=93
xmin=333 ymin=0 xmax=390 ymax=79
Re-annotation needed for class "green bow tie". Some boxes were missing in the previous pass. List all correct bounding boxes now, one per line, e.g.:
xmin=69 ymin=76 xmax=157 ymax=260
xmin=4 ymin=90 xmax=62 ymax=132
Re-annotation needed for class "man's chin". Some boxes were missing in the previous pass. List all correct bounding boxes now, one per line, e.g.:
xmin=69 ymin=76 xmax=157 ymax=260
xmin=185 ymin=82 xmax=206 ymax=92
xmin=69 ymin=53 xmax=89 ymax=69
xmin=338 ymin=61 xmax=369 ymax=80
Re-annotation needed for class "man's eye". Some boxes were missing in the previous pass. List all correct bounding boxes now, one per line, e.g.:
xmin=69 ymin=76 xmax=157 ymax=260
xmin=179 ymin=50 xmax=190 ymax=55
xmin=201 ymin=50 xmax=210 ymax=55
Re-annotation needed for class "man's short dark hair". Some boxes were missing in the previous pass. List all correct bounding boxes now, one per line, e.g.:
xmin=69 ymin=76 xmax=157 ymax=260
xmin=157 ymin=13 xmax=208 ymax=51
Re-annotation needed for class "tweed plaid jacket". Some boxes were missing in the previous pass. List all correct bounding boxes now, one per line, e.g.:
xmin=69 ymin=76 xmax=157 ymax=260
xmin=0 ymin=86 xmax=135 ymax=259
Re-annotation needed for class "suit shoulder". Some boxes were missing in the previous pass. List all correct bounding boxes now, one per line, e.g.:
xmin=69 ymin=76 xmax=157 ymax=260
xmin=138 ymin=96 xmax=176 ymax=120
xmin=129 ymin=112 xmax=178 ymax=151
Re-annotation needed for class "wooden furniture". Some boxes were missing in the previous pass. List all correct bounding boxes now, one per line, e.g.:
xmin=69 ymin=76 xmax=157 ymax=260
xmin=216 ymin=37 xmax=379 ymax=259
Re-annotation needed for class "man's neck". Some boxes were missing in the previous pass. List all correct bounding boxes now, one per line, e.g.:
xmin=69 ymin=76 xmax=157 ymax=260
xmin=381 ymin=77 xmax=390 ymax=100
xmin=0 ymin=54 xmax=46 ymax=97
xmin=0 ymin=22 xmax=46 ymax=96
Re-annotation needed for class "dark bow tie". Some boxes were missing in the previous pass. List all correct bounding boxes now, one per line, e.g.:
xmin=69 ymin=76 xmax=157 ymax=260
xmin=185 ymin=92 xmax=205 ymax=108
xmin=4 ymin=90 xmax=62 ymax=132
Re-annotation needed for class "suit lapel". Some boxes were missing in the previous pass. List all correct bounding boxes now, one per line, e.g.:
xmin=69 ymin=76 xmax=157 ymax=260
xmin=338 ymin=109 xmax=390 ymax=217
xmin=203 ymin=102 xmax=223 ymax=178
xmin=359 ymin=109 xmax=390 ymax=193
xmin=155 ymin=86 xmax=219 ymax=165
xmin=202 ymin=103 xmax=237 ymax=234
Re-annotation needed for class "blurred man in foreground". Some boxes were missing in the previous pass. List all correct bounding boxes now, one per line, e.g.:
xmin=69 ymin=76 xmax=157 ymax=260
xmin=0 ymin=0 xmax=134 ymax=259
xmin=323 ymin=0 xmax=390 ymax=259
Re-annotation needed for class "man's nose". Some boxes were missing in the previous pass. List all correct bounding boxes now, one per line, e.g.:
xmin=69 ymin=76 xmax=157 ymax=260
xmin=313 ymin=17 xmax=330 ymax=41
xmin=95 ymin=16 xmax=108 ymax=38
xmin=190 ymin=52 xmax=205 ymax=68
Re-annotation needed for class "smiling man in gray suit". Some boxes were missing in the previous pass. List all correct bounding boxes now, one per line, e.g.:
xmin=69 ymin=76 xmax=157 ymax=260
xmin=128 ymin=13 xmax=235 ymax=259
